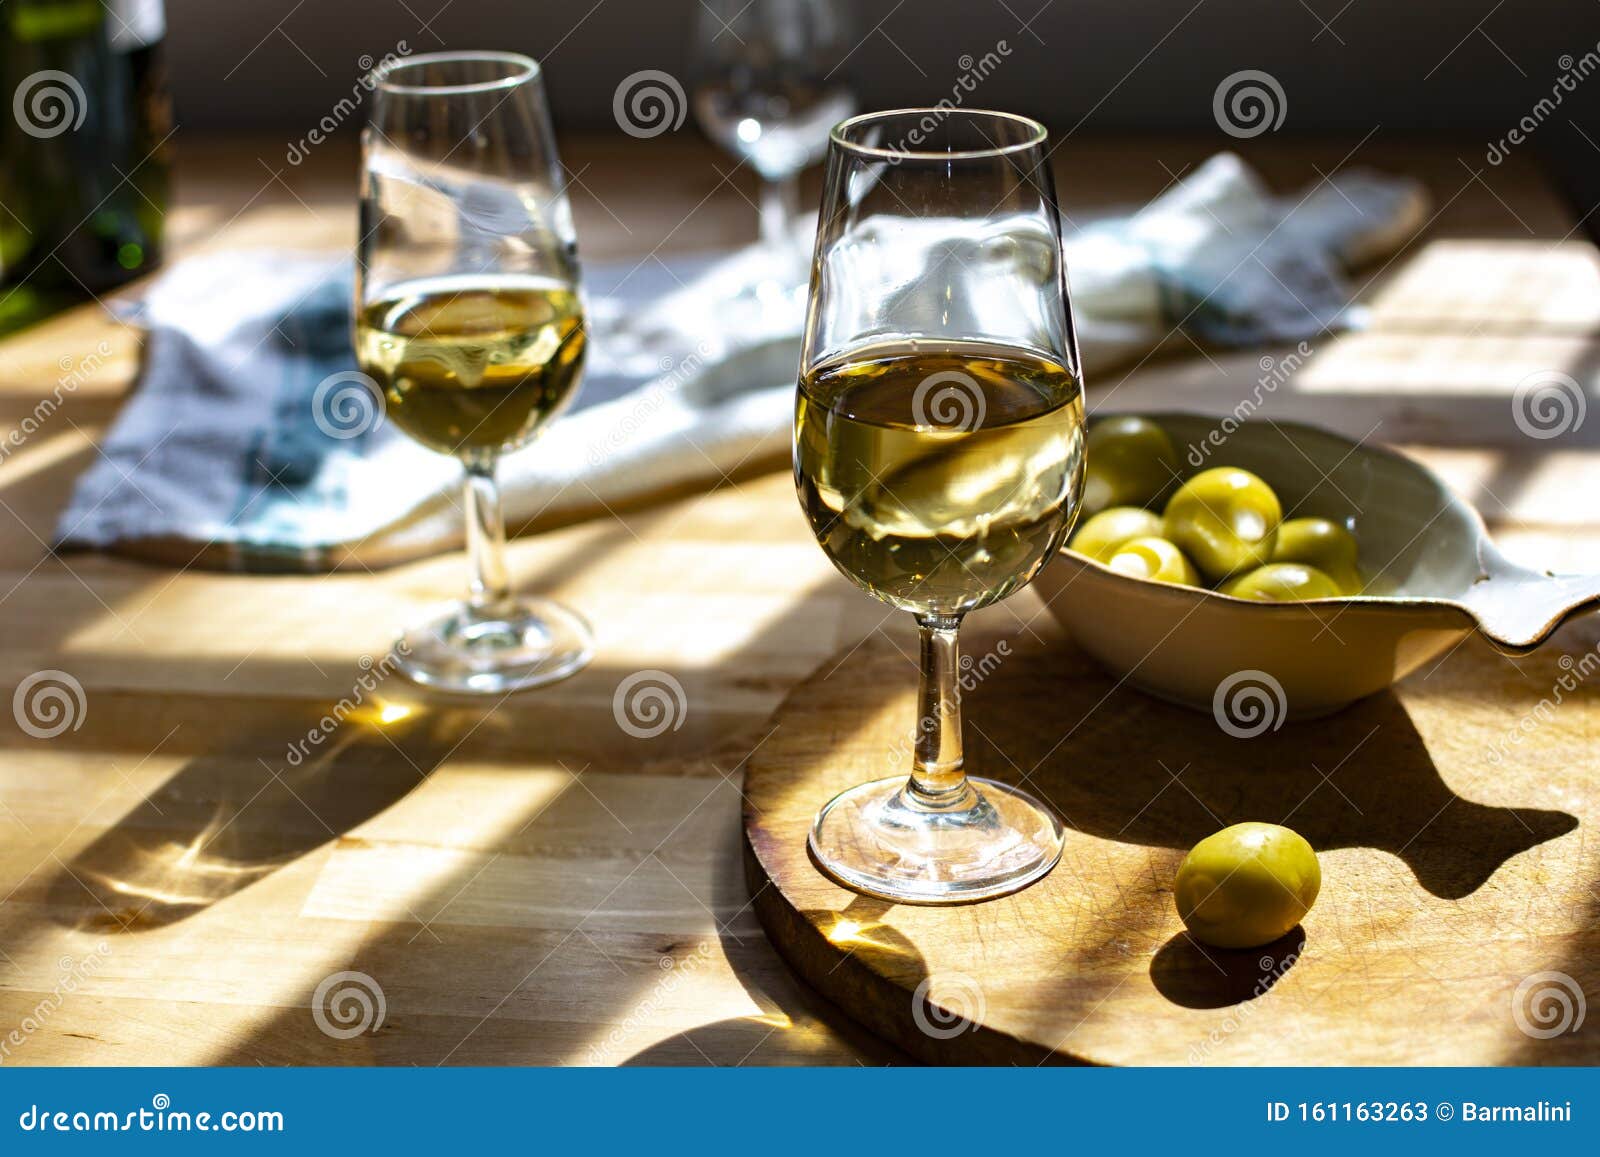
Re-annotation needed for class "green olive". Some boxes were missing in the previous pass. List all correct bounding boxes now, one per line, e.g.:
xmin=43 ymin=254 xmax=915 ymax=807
xmin=1175 ymin=822 xmax=1321 ymax=949
xmin=1083 ymin=417 xmax=1180 ymax=514
xmin=1272 ymin=517 xmax=1363 ymax=594
xmin=1162 ymin=467 xmax=1281 ymax=581
xmin=1105 ymin=536 xmax=1200 ymax=587
xmin=1220 ymin=562 xmax=1342 ymax=602
xmin=1069 ymin=506 xmax=1166 ymax=562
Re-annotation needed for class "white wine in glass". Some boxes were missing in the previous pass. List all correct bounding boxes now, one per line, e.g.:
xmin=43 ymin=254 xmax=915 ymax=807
xmin=355 ymin=277 xmax=585 ymax=456
xmin=796 ymin=341 xmax=1083 ymax=614
xmin=797 ymin=110 xmax=1085 ymax=903
xmin=356 ymin=52 xmax=592 ymax=694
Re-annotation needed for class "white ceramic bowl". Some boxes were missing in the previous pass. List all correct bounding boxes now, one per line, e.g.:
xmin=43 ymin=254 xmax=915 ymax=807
xmin=1033 ymin=413 xmax=1600 ymax=718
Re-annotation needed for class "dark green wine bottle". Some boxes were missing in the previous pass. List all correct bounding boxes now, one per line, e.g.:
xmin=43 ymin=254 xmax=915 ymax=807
xmin=1 ymin=0 xmax=172 ymax=333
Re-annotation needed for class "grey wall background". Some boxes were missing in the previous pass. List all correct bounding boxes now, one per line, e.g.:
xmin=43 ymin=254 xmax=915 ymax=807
xmin=170 ymin=0 xmax=1598 ymax=138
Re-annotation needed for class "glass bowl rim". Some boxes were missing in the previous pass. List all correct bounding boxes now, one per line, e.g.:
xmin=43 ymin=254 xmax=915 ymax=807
xmin=375 ymin=50 xmax=541 ymax=97
xmin=829 ymin=108 xmax=1049 ymax=161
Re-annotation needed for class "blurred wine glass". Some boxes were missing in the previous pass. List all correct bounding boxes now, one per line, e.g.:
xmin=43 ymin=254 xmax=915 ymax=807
xmin=689 ymin=0 xmax=855 ymax=291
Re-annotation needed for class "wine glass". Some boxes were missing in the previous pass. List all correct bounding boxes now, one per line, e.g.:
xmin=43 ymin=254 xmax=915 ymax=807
xmin=689 ymin=0 xmax=855 ymax=290
xmin=796 ymin=109 xmax=1085 ymax=903
xmin=356 ymin=51 xmax=592 ymax=694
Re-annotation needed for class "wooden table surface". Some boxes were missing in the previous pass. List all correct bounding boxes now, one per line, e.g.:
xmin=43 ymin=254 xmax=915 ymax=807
xmin=0 ymin=134 xmax=1596 ymax=1066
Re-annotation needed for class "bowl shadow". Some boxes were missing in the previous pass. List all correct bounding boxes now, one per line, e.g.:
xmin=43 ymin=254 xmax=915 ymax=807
xmin=962 ymin=632 xmax=1577 ymax=903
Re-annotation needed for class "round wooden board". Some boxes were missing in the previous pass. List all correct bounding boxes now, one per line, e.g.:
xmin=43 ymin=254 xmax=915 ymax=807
xmin=742 ymin=607 xmax=1600 ymax=1065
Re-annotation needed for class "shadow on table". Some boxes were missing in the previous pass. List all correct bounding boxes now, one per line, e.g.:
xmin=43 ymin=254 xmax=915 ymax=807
xmin=1149 ymin=926 xmax=1306 ymax=1010
xmin=616 ymin=888 xmax=913 ymax=1066
xmin=0 ymin=439 xmax=915 ymax=1064
xmin=956 ymin=627 xmax=1578 ymax=1023
xmin=33 ymin=516 xmax=649 ymax=931
xmin=179 ymin=571 xmax=909 ymax=1065
xmin=962 ymin=640 xmax=1577 ymax=903
xmin=1498 ymin=887 xmax=1600 ymax=1065
xmin=42 ymin=703 xmax=451 ymax=931
xmin=738 ymin=621 xmax=1581 ymax=1049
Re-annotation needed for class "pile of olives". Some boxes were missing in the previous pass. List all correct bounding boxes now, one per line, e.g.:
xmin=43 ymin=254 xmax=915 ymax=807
xmin=1069 ymin=417 xmax=1363 ymax=601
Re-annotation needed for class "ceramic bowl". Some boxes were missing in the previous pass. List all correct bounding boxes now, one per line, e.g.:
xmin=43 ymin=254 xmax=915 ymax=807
xmin=1032 ymin=412 xmax=1600 ymax=719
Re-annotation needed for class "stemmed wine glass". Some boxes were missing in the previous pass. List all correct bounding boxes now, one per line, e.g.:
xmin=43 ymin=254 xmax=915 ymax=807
xmin=795 ymin=109 xmax=1085 ymax=903
xmin=355 ymin=52 xmax=592 ymax=694
xmin=689 ymin=0 xmax=855 ymax=290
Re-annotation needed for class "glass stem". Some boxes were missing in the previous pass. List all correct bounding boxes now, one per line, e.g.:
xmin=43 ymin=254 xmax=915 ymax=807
xmin=463 ymin=453 xmax=511 ymax=613
xmin=758 ymin=172 xmax=801 ymax=279
xmin=908 ymin=613 xmax=971 ymax=806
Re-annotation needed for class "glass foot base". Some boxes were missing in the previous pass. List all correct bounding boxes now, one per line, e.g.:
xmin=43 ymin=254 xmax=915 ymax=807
xmin=808 ymin=775 xmax=1065 ymax=904
xmin=393 ymin=598 xmax=593 ymax=695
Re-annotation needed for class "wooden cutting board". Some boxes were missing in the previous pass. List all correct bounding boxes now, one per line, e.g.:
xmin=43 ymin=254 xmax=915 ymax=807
xmin=742 ymin=611 xmax=1600 ymax=1065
